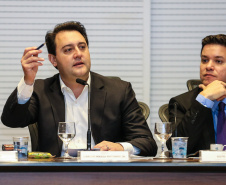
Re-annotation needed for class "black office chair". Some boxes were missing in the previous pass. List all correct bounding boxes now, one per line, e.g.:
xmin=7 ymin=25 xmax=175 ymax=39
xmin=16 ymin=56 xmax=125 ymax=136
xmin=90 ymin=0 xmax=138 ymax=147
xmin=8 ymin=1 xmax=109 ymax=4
xmin=186 ymin=79 xmax=202 ymax=91
xmin=158 ymin=104 xmax=169 ymax=122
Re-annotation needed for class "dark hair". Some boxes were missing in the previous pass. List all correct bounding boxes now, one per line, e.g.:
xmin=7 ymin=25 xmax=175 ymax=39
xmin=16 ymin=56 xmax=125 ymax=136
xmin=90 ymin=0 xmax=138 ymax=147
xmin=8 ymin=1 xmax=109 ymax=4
xmin=201 ymin=34 xmax=226 ymax=54
xmin=45 ymin=21 xmax=89 ymax=56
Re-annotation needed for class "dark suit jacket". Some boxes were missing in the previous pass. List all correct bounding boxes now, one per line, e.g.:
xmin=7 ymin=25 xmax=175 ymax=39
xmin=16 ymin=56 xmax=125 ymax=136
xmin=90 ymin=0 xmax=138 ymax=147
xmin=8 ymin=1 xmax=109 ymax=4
xmin=166 ymin=87 xmax=215 ymax=155
xmin=1 ymin=72 xmax=157 ymax=157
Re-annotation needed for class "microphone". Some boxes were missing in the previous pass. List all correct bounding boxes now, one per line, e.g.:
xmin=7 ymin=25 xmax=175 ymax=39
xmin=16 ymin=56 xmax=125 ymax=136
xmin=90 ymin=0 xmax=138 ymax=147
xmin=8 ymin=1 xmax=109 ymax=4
xmin=76 ymin=78 xmax=88 ymax=86
xmin=76 ymin=78 xmax=91 ymax=151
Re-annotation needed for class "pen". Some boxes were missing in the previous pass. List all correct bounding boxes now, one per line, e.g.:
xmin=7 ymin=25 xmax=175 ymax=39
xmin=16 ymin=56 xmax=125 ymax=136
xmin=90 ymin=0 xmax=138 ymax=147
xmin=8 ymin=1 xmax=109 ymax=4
xmin=36 ymin=43 xmax=45 ymax=50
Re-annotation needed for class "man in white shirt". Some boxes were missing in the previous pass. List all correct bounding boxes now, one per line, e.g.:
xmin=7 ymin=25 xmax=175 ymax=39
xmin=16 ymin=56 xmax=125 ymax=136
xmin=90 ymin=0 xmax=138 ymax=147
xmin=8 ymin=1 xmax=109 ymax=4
xmin=1 ymin=21 xmax=157 ymax=157
xmin=167 ymin=34 xmax=226 ymax=155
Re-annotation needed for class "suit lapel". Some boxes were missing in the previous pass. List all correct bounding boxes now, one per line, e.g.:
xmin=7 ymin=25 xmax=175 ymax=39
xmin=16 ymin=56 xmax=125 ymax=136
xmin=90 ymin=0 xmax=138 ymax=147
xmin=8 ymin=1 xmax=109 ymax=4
xmin=90 ymin=72 xmax=106 ymax=144
xmin=48 ymin=74 xmax=65 ymax=150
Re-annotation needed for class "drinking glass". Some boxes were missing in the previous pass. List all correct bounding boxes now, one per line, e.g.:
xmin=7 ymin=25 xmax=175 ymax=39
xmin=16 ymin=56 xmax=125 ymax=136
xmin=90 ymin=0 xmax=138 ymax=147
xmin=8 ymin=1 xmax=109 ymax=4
xmin=58 ymin=122 xmax=76 ymax=158
xmin=154 ymin=122 xmax=172 ymax=158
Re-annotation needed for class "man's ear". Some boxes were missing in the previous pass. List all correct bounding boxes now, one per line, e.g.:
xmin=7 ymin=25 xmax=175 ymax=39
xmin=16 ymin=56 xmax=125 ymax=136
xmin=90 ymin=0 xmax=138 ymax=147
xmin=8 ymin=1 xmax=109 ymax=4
xmin=48 ymin=54 xmax=57 ymax=67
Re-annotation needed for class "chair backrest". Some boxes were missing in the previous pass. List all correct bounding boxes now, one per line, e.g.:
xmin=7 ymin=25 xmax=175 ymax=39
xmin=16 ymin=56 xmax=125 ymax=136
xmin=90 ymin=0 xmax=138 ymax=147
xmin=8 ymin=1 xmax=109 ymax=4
xmin=187 ymin=79 xmax=202 ymax=91
xmin=138 ymin=101 xmax=150 ymax=120
xmin=28 ymin=123 xmax=39 ymax=151
xmin=158 ymin=104 xmax=169 ymax=122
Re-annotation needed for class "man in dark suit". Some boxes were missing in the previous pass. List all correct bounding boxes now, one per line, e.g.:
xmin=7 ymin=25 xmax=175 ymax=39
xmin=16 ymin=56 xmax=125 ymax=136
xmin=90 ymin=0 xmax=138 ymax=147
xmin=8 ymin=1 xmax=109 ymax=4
xmin=167 ymin=34 xmax=226 ymax=155
xmin=1 ymin=21 xmax=157 ymax=157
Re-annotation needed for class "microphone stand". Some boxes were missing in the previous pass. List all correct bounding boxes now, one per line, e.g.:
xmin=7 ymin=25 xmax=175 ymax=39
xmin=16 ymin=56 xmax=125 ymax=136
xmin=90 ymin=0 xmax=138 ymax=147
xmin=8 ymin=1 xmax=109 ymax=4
xmin=76 ymin=78 xmax=91 ymax=151
xmin=87 ymin=83 xmax=91 ymax=150
xmin=174 ymin=102 xmax=178 ymax=137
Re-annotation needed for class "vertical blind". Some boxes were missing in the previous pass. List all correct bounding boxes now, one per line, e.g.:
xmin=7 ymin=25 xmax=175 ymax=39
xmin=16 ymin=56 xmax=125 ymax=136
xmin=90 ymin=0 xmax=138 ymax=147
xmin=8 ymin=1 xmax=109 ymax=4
xmin=0 ymin=0 xmax=150 ymax=149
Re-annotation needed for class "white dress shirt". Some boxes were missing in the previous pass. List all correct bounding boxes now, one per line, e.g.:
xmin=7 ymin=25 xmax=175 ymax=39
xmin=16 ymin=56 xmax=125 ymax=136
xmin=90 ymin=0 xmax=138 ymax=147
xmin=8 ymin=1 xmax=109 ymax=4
xmin=59 ymin=74 xmax=94 ymax=149
xmin=17 ymin=74 xmax=139 ymax=155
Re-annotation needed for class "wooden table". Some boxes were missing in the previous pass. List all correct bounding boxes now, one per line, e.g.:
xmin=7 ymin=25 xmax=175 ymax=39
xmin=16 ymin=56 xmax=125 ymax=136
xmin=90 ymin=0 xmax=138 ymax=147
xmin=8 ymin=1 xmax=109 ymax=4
xmin=0 ymin=157 xmax=226 ymax=185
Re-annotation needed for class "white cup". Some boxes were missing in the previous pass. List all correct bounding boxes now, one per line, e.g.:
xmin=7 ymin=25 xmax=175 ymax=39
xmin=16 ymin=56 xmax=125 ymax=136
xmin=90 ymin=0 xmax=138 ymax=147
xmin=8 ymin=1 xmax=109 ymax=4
xmin=210 ymin=144 xmax=226 ymax=151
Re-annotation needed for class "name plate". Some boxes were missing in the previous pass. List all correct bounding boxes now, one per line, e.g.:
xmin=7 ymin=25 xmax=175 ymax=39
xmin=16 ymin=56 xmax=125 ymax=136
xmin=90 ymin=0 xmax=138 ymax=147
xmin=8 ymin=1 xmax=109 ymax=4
xmin=199 ymin=150 xmax=226 ymax=162
xmin=0 ymin=151 xmax=18 ymax=162
xmin=77 ymin=151 xmax=130 ymax=162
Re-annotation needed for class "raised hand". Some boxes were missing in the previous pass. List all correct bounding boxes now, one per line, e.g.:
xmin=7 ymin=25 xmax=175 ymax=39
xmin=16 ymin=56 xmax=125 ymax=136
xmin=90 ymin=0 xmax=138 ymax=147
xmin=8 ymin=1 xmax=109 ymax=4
xmin=21 ymin=47 xmax=45 ymax=85
xmin=199 ymin=80 xmax=226 ymax=101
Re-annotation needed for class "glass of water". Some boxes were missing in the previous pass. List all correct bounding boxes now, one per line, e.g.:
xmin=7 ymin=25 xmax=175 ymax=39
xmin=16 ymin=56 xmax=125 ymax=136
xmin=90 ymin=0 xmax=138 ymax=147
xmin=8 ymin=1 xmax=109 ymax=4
xmin=154 ymin=122 xmax=172 ymax=158
xmin=171 ymin=137 xmax=188 ymax=158
xmin=58 ymin=122 xmax=76 ymax=158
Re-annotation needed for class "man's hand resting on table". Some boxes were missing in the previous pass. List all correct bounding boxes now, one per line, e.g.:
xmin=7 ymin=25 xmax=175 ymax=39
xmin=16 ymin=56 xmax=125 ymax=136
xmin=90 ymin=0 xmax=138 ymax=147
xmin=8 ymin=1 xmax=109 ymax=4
xmin=93 ymin=140 xmax=124 ymax=151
